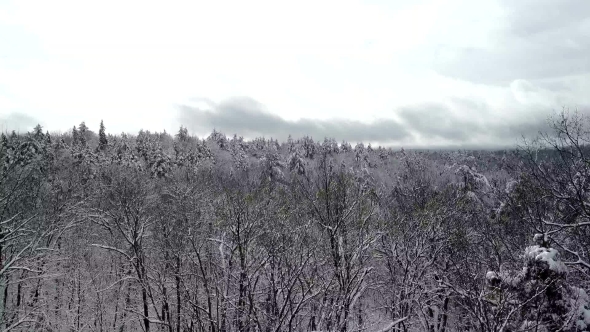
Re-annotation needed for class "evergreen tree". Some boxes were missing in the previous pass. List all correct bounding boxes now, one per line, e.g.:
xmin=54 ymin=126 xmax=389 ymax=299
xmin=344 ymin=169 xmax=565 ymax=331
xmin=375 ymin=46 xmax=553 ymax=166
xmin=72 ymin=126 xmax=79 ymax=146
xmin=78 ymin=121 xmax=88 ymax=147
xmin=0 ymin=133 xmax=7 ymax=172
xmin=341 ymin=140 xmax=352 ymax=153
xmin=486 ymin=235 xmax=590 ymax=331
xmin=176 ymin=126 xmax=189 ymax=142
xmin=301 ymin=136 xmax=315 ymax=159
xmin=32 ymin=124 xmax=44 ymax=140
xmin=354 ymin=142 xmax=366 ymax=162
xmin=288 ymin=149 xmax=306 ymax=175
xmin=287 ymin=135 xmax=295 ymax=153
xmin=98 ymin=120 xmax=108 ymax=150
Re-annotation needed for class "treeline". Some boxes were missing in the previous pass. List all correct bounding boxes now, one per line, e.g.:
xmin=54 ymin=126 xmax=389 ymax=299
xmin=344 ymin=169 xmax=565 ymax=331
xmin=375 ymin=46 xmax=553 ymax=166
xmin=0 ymin=112 xmax=589 ymax=332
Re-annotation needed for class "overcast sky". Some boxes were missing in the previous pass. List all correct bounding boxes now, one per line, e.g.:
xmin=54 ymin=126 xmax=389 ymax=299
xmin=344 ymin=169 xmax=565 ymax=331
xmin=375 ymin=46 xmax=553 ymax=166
xmin=1 ymin=0 xmax=589 ymax=148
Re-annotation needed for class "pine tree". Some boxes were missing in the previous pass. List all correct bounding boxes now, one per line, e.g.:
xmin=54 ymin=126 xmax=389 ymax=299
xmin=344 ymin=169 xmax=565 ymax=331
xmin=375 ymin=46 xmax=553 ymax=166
xmin=289 ymin=149 xmax=306 ymax=175
xmin=33 ymin=124 xmax=44 ymax=140
xmin=287 ymin=135 xmax=295 ymax=153
xmin=341 ymin=140 xmax=352 ymax=153
xmin=485 ymin=235 xmax=590 ymax=331
xmin=72 ymin=126 xmax=79 ymax=146
xmin=354 ymin=142 xmax=366 ymax=162
xmin=78 ymin=122 xmax=88 ymax=147
xmin=176 ymin=126 xmax=189 ymax=142
xmin=98 ymin=120 xmax=108 ymax=151
xmin=301 ymin=136 xmax=315 ymax=159
xmin=0 ymin=133 xmax=7 ymax=172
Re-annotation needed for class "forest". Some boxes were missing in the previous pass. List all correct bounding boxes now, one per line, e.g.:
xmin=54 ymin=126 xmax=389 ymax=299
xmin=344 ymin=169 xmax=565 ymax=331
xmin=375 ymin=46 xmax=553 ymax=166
xmin=1 ymin=111 xmax=590 ymax=332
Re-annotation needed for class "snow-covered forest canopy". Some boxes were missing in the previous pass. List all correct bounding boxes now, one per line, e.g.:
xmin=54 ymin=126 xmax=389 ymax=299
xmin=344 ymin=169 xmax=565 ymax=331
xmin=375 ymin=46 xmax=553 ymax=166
xmin=1 ymin=111 xmax=590 ymax=332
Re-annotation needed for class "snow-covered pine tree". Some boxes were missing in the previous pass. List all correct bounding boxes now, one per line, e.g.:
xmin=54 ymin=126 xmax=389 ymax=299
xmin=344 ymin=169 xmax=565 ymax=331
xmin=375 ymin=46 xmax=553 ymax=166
xmin=176 ymin=125 xmax=189 ymax=142
xmin=78 ymin=121 xmax=88 ymax=147
xmin=72 ymin=125 xmax=79 ymax=146
xmin=486 ymin=234 xmax=590 ymax=331
xmin=98 ymin=120 xmax=108 ymax=151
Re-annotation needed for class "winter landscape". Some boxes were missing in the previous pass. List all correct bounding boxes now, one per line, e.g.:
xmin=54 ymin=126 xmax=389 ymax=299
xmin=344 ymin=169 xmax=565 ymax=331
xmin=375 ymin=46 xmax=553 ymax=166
xmin=1 ymin=112 xmax=590 ymax=331
xmin=2 ymin=0 xmax=590 ymax=331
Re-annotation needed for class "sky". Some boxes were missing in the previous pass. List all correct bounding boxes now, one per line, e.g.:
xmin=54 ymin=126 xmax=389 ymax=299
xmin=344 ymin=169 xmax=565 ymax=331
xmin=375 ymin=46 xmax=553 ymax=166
xmin=0 ymin=0 xmax=589 ymax=148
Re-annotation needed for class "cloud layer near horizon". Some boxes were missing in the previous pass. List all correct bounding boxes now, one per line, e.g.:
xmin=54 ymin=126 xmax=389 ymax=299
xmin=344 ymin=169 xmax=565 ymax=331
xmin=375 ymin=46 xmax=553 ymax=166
xmin=179 ymin=96 xmax=569 ymax=148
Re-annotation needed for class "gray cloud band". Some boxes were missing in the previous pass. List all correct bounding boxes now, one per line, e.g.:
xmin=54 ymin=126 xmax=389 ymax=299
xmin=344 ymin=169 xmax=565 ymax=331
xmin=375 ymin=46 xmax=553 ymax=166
xmin=178 ymin=96 xmax=565 ymax=148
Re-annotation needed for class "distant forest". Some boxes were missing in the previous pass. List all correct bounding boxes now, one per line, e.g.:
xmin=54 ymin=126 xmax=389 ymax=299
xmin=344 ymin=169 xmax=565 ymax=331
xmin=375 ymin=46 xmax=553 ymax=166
xmin=1 ymin=111 xmax=589 ymax=332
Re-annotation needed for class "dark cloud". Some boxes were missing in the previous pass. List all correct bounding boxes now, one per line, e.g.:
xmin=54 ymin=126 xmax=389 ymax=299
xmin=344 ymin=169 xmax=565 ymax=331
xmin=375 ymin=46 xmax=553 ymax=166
xmin=432 ymin=1 xmax=590 ymax=84
xmin=179 ymin=96 xmax=410 ymax=144
xmin=178 ymin=96 xmax=566 ymax=148
xmin=397 ymin=103 xmax=480 ymax=141
xmin=395 ymin=102 xmax=556 ymax=146
xmin=0 ymin=112 xmax=40 ymax=133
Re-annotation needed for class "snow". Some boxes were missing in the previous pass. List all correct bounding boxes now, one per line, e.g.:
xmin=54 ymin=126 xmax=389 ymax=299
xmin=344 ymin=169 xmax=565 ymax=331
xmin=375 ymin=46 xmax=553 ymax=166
xmin=524 ymin=245 xmax=568 ymax=273
xmin=486 ymin=271 xmax=498 ymax=282
xmin=499 ymin=269 xmax=527 ymax=287
xmin=474 ymin=173 xmax=490 ymax=189
xmin=495 ymin=202 xmax=506 ymax=215
xmin=571 ymin=287 xmax=590 ymax=330
xmin=505 ymin=180 xmax=518 ymax=194
xmin=466 ymin=191 xmax=480 ymax=203
xmin=455 ymin=165 xmax=491 ymax=191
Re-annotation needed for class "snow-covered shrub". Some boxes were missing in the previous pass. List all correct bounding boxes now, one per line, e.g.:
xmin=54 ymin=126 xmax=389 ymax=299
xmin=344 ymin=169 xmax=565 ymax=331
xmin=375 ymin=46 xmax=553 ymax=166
xmin=486 ymin=234 xmax=590 ymax=331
